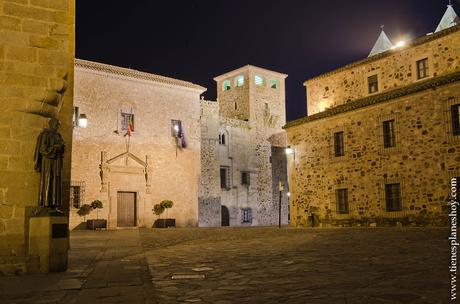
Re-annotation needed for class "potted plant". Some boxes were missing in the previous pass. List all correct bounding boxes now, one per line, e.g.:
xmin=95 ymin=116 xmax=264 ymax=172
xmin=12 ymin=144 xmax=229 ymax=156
xmin=86 ymin=200 xmax=107 ymax=230
xmin=77 ymin=204 xmax=92 ymax=220
xmin=153 ymin=200 xmax=175 ymax=228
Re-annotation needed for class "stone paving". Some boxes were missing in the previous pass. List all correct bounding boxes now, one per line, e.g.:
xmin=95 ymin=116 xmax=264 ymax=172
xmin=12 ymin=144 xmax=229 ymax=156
xmin=0 ymin=227 xmax=451 ymax=304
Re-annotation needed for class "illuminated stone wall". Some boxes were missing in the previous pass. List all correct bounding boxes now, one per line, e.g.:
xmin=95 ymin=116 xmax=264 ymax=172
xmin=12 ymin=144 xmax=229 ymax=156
xmin=199 ymin=66 xmax=289 ymax=226
xmin=71 ymin=60 xmax=205 ymax=229
xmin=286 ymin=27 xmax=460 ymax=226
xmin=306 ymin=26 xmax=460 ymax=116
xmin=0 ymin=0 xmax=75 ymax=274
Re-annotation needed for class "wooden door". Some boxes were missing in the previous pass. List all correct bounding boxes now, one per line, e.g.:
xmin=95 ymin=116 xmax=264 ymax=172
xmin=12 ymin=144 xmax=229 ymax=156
xmin=117 ymin=192 xmax=136 ymax=227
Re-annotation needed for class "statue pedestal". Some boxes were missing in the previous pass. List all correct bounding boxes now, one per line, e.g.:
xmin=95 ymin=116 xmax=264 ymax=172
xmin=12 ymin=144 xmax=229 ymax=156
xmin=29 ymin=215 xmax=69 ymax=273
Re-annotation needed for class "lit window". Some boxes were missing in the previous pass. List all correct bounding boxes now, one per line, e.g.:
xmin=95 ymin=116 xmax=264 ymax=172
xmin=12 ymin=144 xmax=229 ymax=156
xmin=383 ymin=120 xmax=396 ymax=148
xmin=241 ymin=208 xmax=252 ymax=223
xmin=222 ymin=80 xmax=231 ymax=91
xmin=385 ymin=183 xmax=402 ymax=212
xmin=336 ymin=189 xmax=348 ymax=214
xmin=334 ymin=131 xmax=344 ymax=157
xmin=235 ymin=75 xmax=244 ymax=87
xmin=451 ymin=104 xmax=460 ymax=136
xmin=269 ymin=79 xmax=278 ymax=89
xmin=121 ymin=112 xmax=134 ymax=131
xmin=416 ymin=58 xmax=429 ymax=79
xmin=171 ymin=119 xmax=182 ymax=137
xmin=255 ymin=75 xmax=264 ymax=86
xmin=368 ymin=75 xmax=378 ymax=94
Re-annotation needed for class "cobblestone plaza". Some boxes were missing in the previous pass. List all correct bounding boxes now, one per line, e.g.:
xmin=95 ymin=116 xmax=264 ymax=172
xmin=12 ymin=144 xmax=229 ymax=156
xmin=0 ymin=227 xmax=450 ymax=303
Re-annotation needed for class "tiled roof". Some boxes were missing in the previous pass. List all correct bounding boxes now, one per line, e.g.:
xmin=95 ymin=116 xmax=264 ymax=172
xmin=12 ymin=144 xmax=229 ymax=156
xmin=75 ymin=59 xmax=207 ymax=93
xmin=285 ymin=70 xmax=460 ymax=129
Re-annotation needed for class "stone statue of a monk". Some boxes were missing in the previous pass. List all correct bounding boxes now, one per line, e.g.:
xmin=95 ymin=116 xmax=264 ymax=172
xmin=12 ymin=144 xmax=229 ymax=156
xmin=34 ymin=118 xmax=65 ymax=208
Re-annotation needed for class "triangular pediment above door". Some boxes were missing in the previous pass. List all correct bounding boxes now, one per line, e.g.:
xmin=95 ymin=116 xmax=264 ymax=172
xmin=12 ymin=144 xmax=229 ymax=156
xmin=106 ymin=151 xmax=147 ymax=168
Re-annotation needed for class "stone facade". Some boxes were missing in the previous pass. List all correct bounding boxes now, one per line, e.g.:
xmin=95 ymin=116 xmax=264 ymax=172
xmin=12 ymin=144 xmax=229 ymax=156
xmin=70 ymin=59 xmax=205 ymax=230
xmin=285 ymin=25 xmax=460 ymax=227
xmin=199 ymin=66 xmax=289 ymax=227
xmin=0 ymin=0 xmax=75 ymax=274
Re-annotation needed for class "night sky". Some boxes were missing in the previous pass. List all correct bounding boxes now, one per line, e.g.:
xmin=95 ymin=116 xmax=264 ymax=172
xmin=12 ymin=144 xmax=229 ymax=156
xmin=76 ymin=0 xmax=458 ymax=121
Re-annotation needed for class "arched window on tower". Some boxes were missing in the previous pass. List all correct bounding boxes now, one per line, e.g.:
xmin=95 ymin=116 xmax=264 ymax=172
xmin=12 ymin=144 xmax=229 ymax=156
xmin=235 ymin=75 xmax=244 ymax=87
xmin=219 ymin=130 xmax=226 ymax=145
xmin=222 ymin=80 xmax=231 ymax=91
xmin=255 ymin=75 xmax=264 ymax=86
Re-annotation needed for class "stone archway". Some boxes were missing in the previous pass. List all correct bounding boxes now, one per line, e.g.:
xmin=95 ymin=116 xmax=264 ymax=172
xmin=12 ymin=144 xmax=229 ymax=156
xmin=221 ymin=205 xmax=230 ymax=226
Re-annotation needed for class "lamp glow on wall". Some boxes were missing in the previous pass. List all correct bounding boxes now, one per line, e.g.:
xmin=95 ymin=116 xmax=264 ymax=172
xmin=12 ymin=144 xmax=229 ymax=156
xmin=285 ymin=146 xmax=294 ymax=155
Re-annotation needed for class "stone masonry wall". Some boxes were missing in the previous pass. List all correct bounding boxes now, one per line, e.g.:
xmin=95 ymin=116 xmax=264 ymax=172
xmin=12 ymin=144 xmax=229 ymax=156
xmin=71 ymin=62 xmax=204 ymax=229
xmin=287 ymin=81 xmax=460 ymax=226
xmin=0 ymin=0 xmax=75 ymax=274
xmin=306 ymin=27 xmax=460 ymax=115
xmin=199 ymin=100 xmax=221 ymax=227
xmin=203 ymin=66 xmax=288 ymax=226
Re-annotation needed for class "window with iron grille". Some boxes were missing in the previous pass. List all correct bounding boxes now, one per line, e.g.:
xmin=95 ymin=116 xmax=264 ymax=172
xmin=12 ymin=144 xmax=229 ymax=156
xmin=121 ymin=112 xmax=134 ymax=131
xmin=451 ymin=104 xmax=460 ymax=136
xmin=70 ymin=181 xmax=85 ymax=209
xmin=334 ymin=131 xmax=344 ymax=157
xmin=336 ymin=188 xmax=349 ymax=214
xmin=241 ymin=171 xmax=250 ymax=186
xmin=383 ymin=119 xmax=396 ymax=148
xmin=241 ymin=208 xmax=252 ymax=223
xmin=368 ymin=74 xmax=378 ymax=94
xmin=220 ymin=166 xmax=231 ymax=189
xmin=416 ymin=58 xmax=429 ymax=79
xmin=385 ymin=183 xmax=402 ymax=212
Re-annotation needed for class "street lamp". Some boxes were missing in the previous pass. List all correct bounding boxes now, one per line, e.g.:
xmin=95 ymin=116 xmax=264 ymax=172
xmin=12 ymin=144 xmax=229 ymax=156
xmin=285 ymin=146 xmax=294 ymax=155
xmin=78 ymin=114 xmax=88 ymax=128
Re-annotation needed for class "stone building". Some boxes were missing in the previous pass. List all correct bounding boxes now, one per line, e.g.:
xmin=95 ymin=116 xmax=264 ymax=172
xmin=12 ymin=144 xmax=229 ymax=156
xmin=0 ymin=0 xmax=75 ymax=274
xmin=70 ymin=61 xmax=289 ymax=229
xmin=70 ymin=59 xmax=206 ymax=229
xmin=284 ymin=6 xmax=460 ymax=226
xmin=199 ymin=65 xmax=289 ymax=227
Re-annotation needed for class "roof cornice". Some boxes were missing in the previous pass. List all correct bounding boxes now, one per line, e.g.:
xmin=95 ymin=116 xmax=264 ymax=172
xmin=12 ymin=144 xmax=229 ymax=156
xmin=304 ymin=24 xmax=460 ymax=84
xmin=214 ymin=65 xmax=288 ymax=82
xmin=286 ymin=70 xmax=460 ymax=129
xmin=75 ymin=59 xmax=207 ymax=93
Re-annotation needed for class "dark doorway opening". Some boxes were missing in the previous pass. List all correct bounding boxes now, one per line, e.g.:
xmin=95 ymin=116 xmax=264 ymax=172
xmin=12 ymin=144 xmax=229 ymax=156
xmin=221 ymin=205 xmax=230 ymax=226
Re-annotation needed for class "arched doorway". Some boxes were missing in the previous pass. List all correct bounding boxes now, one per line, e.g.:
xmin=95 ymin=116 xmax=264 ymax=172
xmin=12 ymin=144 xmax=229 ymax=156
xmin=221 ymin=205 xmax=230 ymax=226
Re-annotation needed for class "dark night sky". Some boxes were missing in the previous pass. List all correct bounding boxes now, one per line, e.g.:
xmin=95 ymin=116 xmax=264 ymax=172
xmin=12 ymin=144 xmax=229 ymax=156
xmin=76 ymin=0 xmax=458 ymax=121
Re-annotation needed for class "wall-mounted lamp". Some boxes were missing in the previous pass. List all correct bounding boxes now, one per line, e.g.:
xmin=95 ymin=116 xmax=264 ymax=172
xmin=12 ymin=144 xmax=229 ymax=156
xmin=78 ymin=114 xmax=88 ymax=128
xmin=73 ymin=106 xmax=88 ymax=128
xmin=285 ymin=146 xmax=294 ymax=155
xmin=287 ymin=192 xmax=291 ymax=197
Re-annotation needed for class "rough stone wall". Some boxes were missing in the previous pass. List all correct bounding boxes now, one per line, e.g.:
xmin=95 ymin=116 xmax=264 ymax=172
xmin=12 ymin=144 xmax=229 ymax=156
xmin=71 ymin=62 xmax=204 ymax=229
xmin=287 ymin=81 xmax=460 ymax=226
xmin=198 ymin=100 xmax=221 ymax=227
xmin=0 ymin=0 xmax=75 ymax=274
xmin=271 ymin=146 xmax=289 ymax=225
xmin=200 ymin=66 xmax=288 ymax=226
xmin=306 ymin=27 xmax=460 ymax=115
xmin=217 ymin=71 xmax=250 ymax=121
